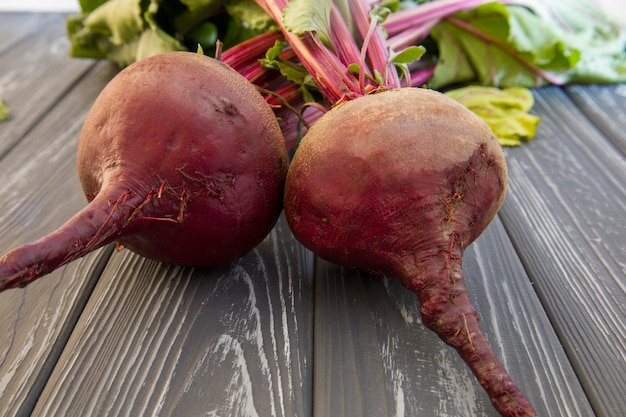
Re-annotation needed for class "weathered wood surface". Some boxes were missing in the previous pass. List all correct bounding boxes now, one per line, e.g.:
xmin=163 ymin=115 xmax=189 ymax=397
xmin=0 ymin=12 xmax=624 ymax=417
xmin=0 ymin=12 xmax=95 ymax=157
xmin=312 ymin=217 xmax=595 ymax=417
xmin=0 ymin=13 xmax=58 ymax=53
xmin=0 ymin=40 xmax=118 ymax=417
xmin=32 ymin=218 xmax=314 ymax=417
xmin=499 ymin=86 xmax=626 ymax=417
xmin=565 ymin=83 xmax=626 ymax=154
xmin=0 ymin=14 xmax=119 ymax=417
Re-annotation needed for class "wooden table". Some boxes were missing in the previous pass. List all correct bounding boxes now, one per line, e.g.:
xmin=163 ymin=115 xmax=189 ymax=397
xmin=0 ymin=12 xmax=624 ymax=417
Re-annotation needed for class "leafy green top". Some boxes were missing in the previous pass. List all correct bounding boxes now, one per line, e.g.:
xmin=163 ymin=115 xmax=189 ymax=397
xmin=65 ymin=0 xmax=626 ymax=145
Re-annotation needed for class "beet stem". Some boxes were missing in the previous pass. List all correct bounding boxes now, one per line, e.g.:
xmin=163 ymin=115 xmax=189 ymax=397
xmin=403 ymin=254 xmax=537 ymax=417
xmin=0 ymin=189 xmax=144 ymax=291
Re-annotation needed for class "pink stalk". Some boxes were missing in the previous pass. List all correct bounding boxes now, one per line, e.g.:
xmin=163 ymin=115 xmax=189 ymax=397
xmin=383 ymin=0 xmax=492 ymax=51
xmin=329 ymin=4 xmax=364 ymax=73
xmin=261 ymin=81 xmax=326 ymax=150
xmin=409 ymin=65 xmax=436 ymax=87
xmin=384 ymin=0 xmax=489 ymax=35
xmin=254 ymin=0 xmax=361 ymax=102
xmin=250 ymin=0 xmax=410 ymax=102
xmin=221 ymin=30 xmax=284 ymax=72
xmin=220 ymin=31 xmax=310 ymax=148
xmin=265 ymin=83 xmax=309 ymax=149
xmin=348 ymin=0 xmax=401 ymax=88
xmin=387 ymin=19 xmax=438 ymax=51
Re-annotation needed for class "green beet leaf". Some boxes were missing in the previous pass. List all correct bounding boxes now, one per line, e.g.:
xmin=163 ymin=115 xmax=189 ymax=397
xmin=283 ymin=0 xmax=333 ymax=46
xmin=225 ymin=0 xmax=275 ymax=32
xmin=445 ymin=85 xmax=542 ymax=146
xmin=428 ymin=1 xmax=626 ymax=89
xmin=0 ymin=99 xmax=9 ymax=122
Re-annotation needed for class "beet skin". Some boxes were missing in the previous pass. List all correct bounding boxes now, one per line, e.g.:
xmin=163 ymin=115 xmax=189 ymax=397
xmin=0 ymin=52 xmax=288 ymax=291
xmin=284 ymin=87 xmax=536 ymax=417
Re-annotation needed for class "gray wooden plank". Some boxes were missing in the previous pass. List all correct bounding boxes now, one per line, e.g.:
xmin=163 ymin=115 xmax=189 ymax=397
xmin=0 ymin=13 xmax=59 ymax=53
xmin=0 ymin=13 xmax=95 ymax=157
xmin=0 ymin=250 xmax=111 ymax=417
xmin=0 ymin=61 xmax=119 ymax=417
xmin=313 ymin=217 xmax=593 ymax=417
xmin=564 ymin=84 xmax=626 ymax=155
xmin=31 ymin=217 xmax=314 ymax=417
xmin=499 ymin=86 xmax=626 ymax=417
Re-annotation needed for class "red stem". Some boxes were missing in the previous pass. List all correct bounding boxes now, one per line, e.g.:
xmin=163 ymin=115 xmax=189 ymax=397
xmin=384 ymin=0 xmax=488 ymax=35
xmin=349 ymin=0 xmax=400 ymax=88
xmin=329 ymin=3 xmax=364 ymax=73
xmin=221 ymin=30 xmax=284 ymax=73
xmin=409 ymin=65 xmax=436 ymax=87
xmin=253 ymin=0 xmax=401 ymax=103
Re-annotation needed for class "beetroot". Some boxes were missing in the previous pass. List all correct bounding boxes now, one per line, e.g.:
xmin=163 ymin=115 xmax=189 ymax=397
xmin=284 ymin=87 xmax=535 ymax=417
xmin=0 ymin=51 xmax=288 ymax=291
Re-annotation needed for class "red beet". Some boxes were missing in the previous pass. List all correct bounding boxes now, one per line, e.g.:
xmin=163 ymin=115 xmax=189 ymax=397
xmin=284 ymin=87 xmax=535 ymax=417
xmin=0 ymin=51 xmax=288 ymax=291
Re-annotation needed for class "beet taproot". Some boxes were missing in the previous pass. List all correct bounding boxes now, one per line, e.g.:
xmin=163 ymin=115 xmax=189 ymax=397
xmin=284 ymin=87 xmax=536 ymax=417
xmin=0 ymin=51 xmax=288 ymax=291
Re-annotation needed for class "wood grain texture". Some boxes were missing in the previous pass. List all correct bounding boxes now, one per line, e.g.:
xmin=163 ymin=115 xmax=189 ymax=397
xmin=32 ymin=218 xmax=314 ymax=417
xmin=0 ymin=13 xmax=95 ymax=157
xmin=0 ymin=250 xmax=111 ymax=417
xmin=313 ymin=217 xmax=594 ymax=417
xmin=0 ymin=13 xmax=60 ymax=53
xmin=500 ymin=86 xmax=626 ymax=417
xmin=565 ymin=84 xmax=626 ymax=155
xmin=0 ymin=62 xmax=118 ymax=417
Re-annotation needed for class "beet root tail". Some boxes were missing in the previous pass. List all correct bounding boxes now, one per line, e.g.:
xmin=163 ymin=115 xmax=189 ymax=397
xmin=404 ymin=261 xmax=536 ymax=417
xmin=0 ymin=189 xmax=143 ymax=292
